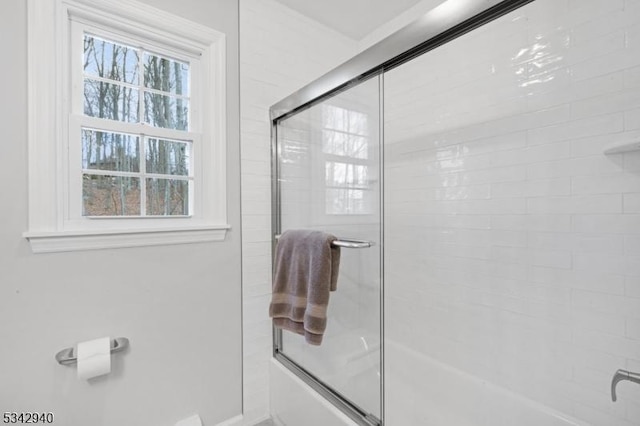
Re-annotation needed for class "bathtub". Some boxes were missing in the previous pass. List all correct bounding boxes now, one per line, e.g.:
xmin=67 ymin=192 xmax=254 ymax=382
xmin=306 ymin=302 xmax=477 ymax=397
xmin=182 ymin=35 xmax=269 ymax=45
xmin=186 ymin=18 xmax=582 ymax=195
xmin=271 ymin=340 xmax=589 ymax=426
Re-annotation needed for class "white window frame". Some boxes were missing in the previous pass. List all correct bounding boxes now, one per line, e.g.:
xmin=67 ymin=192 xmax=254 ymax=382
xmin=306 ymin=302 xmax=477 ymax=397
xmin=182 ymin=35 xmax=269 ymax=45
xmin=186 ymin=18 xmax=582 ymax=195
xmin=25 ymin=0 xmax=229 ymax=253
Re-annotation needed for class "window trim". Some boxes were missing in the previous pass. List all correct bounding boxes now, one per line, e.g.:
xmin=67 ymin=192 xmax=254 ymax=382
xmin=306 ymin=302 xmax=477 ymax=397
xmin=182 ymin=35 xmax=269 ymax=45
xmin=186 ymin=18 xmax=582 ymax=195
xmin=25 ymin=0 xmax=229 ymax=253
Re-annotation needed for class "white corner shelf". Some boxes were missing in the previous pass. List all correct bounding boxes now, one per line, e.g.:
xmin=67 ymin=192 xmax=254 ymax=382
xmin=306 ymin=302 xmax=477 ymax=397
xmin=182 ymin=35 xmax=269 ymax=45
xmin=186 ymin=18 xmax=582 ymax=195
xmin=603 ymin=140 xmax=640 ymax=155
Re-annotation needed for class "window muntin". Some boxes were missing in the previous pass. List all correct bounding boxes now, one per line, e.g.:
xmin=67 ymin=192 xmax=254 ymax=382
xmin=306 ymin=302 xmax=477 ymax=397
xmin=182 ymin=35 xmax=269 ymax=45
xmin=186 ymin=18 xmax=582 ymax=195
xmin=78 ymin=31 xmax=194 ymax=217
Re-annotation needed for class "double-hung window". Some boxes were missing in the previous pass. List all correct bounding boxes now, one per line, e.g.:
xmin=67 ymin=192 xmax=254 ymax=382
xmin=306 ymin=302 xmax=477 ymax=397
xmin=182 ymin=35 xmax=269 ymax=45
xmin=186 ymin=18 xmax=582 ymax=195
xmin=74 ymin=30 xmax=194 ymax=218
xmin=26 ymin=0 xmax=229 ymax=252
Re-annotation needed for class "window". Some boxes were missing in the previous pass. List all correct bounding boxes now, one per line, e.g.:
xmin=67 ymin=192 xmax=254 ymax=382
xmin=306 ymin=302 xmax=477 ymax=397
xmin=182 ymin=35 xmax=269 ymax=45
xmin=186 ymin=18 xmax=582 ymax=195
xmin=77 ymin=33 xmax=193 ymax=217
xmin=25 ymin=0 xmax=229 ymax=253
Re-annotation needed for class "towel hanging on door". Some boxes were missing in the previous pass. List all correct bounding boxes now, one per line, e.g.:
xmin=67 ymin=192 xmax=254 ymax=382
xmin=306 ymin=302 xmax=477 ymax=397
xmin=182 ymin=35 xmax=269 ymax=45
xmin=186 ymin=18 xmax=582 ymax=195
xmin=269 ymin=229 xmax=341 ymax=345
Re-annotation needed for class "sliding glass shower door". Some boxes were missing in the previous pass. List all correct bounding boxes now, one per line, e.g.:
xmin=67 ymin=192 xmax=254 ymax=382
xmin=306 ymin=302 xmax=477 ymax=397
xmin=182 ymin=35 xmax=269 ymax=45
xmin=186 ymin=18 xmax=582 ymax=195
xmin=383 ymin=0 xmax=640 ymax=425
xmin=273 ymin=76 xmax=382 ymax=423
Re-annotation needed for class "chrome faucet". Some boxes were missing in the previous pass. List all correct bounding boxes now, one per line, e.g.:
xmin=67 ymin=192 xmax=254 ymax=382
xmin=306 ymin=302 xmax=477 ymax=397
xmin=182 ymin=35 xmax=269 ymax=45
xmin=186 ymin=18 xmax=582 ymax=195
xmin=611 ymin=369 xmax=640 ymax=402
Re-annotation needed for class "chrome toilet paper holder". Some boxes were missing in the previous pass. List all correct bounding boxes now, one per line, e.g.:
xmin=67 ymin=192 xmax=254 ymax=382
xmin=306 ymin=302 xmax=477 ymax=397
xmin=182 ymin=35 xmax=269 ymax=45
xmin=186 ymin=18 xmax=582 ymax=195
xmin=55 ymin=337 xmax=130 ymax=366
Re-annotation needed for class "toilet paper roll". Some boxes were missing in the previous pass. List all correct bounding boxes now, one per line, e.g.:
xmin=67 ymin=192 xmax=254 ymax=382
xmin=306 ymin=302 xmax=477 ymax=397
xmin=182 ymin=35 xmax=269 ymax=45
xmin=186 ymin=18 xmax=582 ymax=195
xmin=77 ymin=337 xmax=111 ymax=380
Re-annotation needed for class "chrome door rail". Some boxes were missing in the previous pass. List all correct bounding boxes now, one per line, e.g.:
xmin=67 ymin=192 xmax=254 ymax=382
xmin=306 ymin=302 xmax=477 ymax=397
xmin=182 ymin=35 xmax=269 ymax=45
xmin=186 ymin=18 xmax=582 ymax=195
xmin=270 ymin=0 xmax=535 ymax=122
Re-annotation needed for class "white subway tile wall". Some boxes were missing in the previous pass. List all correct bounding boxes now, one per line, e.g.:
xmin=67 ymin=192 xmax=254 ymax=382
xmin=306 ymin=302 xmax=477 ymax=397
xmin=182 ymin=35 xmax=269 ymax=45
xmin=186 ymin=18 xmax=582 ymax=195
xmin=239 ymin=1 xmax=357 ymax=423
xmin=384 ymin=0 xmax=640 ymax=425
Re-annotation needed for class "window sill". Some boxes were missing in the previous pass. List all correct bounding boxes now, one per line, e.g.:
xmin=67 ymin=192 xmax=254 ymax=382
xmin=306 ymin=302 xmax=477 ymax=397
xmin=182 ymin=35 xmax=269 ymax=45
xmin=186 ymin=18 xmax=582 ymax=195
xmin=23 ymin=225 xmax=231 ymax=253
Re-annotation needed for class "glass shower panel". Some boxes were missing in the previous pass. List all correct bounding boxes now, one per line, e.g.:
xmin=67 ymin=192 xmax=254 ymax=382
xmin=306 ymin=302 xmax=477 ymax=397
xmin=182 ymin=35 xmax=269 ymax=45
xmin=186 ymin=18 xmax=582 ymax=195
xmin=276 ymin=76 xmax=382 ymax=419
xmin=384 ymin=0 xmax=640 ymax=425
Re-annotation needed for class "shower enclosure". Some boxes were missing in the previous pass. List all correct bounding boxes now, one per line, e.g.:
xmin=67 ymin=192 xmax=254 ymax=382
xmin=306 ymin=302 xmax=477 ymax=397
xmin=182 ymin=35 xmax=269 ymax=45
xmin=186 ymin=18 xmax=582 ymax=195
xmin=271 ymin=0 xmax=640 ymax=425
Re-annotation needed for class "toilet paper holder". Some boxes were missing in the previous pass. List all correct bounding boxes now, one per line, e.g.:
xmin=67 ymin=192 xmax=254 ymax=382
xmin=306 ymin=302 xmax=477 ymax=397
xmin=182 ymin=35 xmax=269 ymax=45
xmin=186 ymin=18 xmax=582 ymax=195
xmin=55 ymin=337 xmax=129 ymax=366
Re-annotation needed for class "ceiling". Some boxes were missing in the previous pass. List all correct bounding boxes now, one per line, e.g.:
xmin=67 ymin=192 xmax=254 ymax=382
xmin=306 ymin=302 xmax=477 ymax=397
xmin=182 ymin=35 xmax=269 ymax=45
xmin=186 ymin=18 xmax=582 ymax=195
xmin=272 ymin=0 xmax=426 ymax=40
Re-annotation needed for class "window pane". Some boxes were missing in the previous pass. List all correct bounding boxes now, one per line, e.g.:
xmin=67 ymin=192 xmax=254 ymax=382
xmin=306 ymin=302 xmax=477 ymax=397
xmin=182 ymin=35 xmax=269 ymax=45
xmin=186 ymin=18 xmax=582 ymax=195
xmin=144 ymin=92 xmax=189 ymax=130
xmin=84 ymin=35 xmax=139 ymax=85
xmin=146 ymin=138 xmax=190 ymax=176
xmin=143 ymin=53 xmax=189 ymax=95
xmin=84 ymin=78 xmax=139 ymax=123
xmin=146 ymin=179 xmax=189 ymax=216
xmin=83 ymin=175 xmax=140 ymax=216
xmin=82 ymin=129 xmax=139 ymax=172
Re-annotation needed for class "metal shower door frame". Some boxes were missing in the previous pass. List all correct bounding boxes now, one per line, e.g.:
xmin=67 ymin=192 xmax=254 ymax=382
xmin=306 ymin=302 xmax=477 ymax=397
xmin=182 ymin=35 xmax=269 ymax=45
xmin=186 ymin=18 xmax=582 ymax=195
xmin=268 ymin=1 xmax=536 ymax=425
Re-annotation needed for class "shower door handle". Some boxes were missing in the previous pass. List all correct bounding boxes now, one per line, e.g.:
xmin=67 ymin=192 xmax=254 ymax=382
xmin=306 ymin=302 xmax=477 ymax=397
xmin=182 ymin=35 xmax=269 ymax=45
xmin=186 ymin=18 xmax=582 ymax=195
xmin=611 ymin=369 xmax=640 ymax=401
xmin=274 ymin=234 xmax=373 ymax=248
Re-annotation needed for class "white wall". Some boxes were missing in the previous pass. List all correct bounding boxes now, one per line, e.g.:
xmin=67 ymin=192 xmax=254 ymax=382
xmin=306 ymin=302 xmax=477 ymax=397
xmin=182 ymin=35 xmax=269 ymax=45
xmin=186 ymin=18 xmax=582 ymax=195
xmin=357 ymin=0 xmax=447 ymax=50
xmin=0 ymin=1 xmax=242 ymax=425
xmin=384 ymin=0 xmax=640 ymax=425
xmin=239 ymin=0 xmax=357 ymax=423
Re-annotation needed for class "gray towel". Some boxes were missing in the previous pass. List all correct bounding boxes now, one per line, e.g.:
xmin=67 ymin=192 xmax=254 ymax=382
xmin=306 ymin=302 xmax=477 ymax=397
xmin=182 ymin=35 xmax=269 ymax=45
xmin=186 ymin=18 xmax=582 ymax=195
xmin=269 ymin=229 xmax=341 ymax=345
